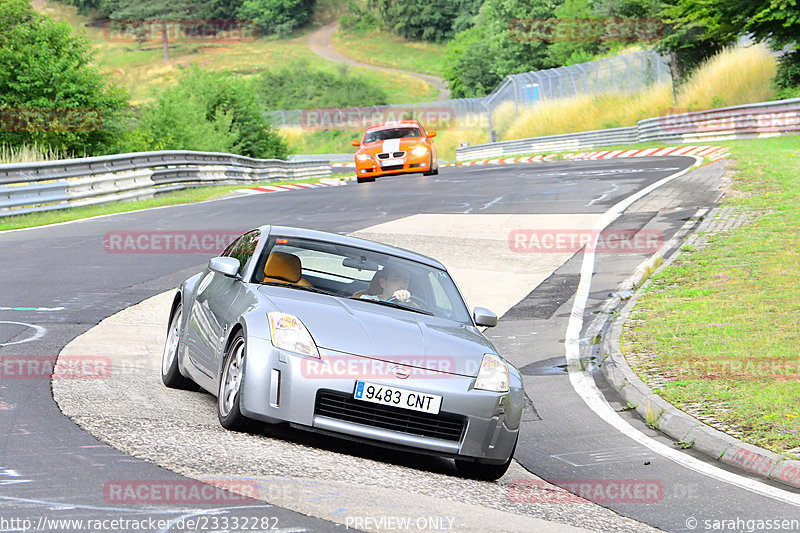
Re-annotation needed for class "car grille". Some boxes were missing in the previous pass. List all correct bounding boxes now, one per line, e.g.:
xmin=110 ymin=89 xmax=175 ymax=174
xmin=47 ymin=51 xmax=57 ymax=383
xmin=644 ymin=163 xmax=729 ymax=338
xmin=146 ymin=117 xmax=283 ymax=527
xmin=379 ymin=164 xmax=404 ymax=171
xmin=314 ymin=390 xmax=465 ymax=442
xmin=377 ymin=151 xmax=405 ymax=159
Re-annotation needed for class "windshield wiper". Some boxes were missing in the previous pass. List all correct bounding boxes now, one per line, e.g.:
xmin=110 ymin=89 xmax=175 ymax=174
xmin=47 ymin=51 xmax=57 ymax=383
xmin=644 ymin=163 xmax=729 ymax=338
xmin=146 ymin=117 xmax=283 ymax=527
xmin=349 ymin=297 xmax=434 ymax=316
xmin=260 ymin=282 xmax=339 ymax=297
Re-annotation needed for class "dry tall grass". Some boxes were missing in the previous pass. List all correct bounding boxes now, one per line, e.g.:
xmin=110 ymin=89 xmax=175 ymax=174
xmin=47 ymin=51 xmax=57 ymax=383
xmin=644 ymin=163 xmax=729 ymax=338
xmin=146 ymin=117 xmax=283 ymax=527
xmin=0 ymin=144 xmax=74 ymax=164
xmin=499 ymin=44 xmax=777 ymax=143
xmin=675 ymin=43 xmax=777 ymax=111
xmin=432 ymin=114 xmax=489 ymax=160
xmin=502 ymin=83 xmax=672 ymax=141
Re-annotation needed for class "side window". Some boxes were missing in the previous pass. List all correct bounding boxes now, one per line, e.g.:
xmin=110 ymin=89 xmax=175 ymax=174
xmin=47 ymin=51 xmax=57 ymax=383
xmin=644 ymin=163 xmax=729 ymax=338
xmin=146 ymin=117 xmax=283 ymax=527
xmin=428 ymin=272 xmax=453 ymax=312
xmin=221 ymin=236 xmax=241 ymax=258
xmin=228 ymin=230 xmax=260 ymax=276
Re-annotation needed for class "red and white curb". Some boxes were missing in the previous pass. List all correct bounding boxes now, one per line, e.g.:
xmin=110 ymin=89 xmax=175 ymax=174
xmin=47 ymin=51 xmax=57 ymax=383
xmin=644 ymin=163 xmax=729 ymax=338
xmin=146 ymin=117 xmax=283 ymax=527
xmin=237 ymin=176 xmax=356 ymax=195
xmin=241 ymin=146 xmax=730 ymax=194
xmin=447 ymin=145 xmax=731 ymax=167
xmin=568 ymin=145 xmax=730 ymax=162
xmin=443 ymin=154 xmax=558 ymax=167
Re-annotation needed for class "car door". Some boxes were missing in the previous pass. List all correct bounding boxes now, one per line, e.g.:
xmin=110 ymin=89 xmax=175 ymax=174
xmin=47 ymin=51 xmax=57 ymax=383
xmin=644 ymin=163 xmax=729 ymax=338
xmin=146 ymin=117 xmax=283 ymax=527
xmin=187 ymin=230 xmax=260 ymax=376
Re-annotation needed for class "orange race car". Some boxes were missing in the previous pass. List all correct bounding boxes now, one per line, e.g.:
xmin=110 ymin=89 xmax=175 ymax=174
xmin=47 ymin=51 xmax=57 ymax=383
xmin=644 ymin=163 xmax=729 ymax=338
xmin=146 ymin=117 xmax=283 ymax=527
xmin=351 ymin=120 xmax=439 ymax=183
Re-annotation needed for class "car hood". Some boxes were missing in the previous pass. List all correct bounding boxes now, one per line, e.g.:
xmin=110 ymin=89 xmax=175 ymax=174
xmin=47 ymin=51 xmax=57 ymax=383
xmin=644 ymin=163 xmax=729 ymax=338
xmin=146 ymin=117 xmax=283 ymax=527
xmin=258 ymin=286 xmax=494 ymax=377
xmin=361 ymin=137 xmax=425 ymax=154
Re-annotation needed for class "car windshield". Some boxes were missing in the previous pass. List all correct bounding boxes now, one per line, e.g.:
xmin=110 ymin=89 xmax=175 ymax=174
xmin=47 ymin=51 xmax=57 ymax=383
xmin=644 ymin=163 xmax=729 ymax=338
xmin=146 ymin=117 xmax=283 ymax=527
xmin=254 ymin=236 xmax=472 ymax=324
xmin=363 ymin=127 xmax=423 ymax=143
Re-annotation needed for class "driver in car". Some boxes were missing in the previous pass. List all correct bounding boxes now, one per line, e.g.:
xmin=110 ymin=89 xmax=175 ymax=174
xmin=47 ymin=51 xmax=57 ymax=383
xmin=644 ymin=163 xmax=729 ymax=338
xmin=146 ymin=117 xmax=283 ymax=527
xmin=359 ymin=265 xmax=413 ymax=303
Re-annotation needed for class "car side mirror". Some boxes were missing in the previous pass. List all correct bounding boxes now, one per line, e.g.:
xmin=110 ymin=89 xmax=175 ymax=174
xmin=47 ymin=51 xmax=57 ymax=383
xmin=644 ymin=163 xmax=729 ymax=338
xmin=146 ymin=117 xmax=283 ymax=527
xmin=351 ymin=140 xmax=361 ymax=147
xmin=473 ymin=307 xmax=497 ymax=327
xmin=427 ymin=132 xmax=437 ymax=138
xmin=209 ymin=256 xmax=240 ymax=277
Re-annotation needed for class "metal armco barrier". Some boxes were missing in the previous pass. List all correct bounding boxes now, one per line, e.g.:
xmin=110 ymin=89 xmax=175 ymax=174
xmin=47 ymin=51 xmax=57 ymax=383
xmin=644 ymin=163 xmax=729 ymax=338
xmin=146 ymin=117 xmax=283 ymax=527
xmin=456 ymin=97 xmax=800 ymax=161
xmin=455 ymin=126 xmax=638 ymax=160
xmin=0 ymin=150 xmax=332 ymax=217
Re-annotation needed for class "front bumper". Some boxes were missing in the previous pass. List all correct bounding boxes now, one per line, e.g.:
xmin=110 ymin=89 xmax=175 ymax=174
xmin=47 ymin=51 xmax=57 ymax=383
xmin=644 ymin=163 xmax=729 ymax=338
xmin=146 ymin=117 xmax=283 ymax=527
xmin=355 ymin=153 xmax=433 ymax=177
xmin=239 ymin=339 xmax=522 ymax=463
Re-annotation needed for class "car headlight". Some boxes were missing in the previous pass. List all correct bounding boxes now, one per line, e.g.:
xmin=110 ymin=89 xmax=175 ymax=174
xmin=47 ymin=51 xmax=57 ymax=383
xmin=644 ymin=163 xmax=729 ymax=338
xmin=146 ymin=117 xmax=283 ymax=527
xmin=474 ymin=353 xmax=509 ymax=392
xmin=268 ymin=312 xmax=319 ymax=357
xmin=411 ymin=145 xmax=428 ymax=157
xmin=356 ymin=154 xmax=372 ymax=161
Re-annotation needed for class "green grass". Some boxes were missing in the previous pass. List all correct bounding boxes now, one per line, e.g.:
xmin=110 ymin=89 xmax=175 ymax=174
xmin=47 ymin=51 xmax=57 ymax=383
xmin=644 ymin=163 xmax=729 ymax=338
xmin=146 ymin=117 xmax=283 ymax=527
xmin=35 ymin=0 xmax=437 ymax=106
xmin=0 ymin=174 xmax=352 ymax=231
xmin=331 ymin=26 xmax=447 ymax=77
xmin=621 ymin=135 xmax=800 ymax=454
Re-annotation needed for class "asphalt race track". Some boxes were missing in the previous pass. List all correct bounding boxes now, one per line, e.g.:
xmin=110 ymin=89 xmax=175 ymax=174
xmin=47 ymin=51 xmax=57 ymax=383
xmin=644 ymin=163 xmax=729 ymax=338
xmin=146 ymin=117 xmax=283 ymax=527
xmin=1 ymin=156 xmax=799 ymax=532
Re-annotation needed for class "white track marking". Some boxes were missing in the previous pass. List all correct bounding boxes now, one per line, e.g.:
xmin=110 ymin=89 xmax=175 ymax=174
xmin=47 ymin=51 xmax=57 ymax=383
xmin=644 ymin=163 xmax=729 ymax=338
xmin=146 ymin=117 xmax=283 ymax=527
xmin=0 ymin=321 xmax=46 ymax=346
xmin=564 ymin=156 xmax=800 ymax=508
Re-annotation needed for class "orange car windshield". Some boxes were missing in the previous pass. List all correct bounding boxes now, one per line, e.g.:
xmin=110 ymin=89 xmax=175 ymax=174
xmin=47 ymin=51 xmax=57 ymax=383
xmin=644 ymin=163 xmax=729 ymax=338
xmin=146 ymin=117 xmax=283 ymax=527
xmin=364 ymin=127 xmax=423 ymax=143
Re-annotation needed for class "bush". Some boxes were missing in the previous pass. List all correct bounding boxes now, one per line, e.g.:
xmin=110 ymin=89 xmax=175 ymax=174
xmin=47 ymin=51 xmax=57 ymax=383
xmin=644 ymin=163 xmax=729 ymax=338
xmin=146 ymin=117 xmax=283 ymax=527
xmin=138 ymin=68 xmax=288 ymax=159
xmin=773 ymin=49 xmax=800 ymax=99
xmin=257 ymin=63 xmax=388 ymax=110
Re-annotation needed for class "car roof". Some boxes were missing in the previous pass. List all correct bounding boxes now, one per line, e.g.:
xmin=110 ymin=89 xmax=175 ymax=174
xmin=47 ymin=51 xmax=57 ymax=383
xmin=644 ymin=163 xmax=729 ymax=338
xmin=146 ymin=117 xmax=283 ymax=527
xmin=257 ymin=225 xmax=446 ymax=270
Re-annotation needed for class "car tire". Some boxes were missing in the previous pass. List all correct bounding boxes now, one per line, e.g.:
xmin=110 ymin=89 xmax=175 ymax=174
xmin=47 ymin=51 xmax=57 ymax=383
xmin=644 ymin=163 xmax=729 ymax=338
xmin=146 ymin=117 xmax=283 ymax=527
xmin=423 ymin=156 xmax=438 ymax=176
xmin=217 ymin=331 xmax=262 ymax=433
xmin=454 ymin=438 xmax=516 ymax=481
xmin=357 ymin=175 xmax=375 ymax=183
xmin=161 ymin=302 xmax=198 ymax=390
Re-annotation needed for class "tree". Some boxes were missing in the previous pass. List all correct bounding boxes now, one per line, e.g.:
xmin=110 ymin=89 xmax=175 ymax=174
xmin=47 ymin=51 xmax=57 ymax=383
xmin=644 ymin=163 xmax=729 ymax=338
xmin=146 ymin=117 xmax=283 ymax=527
xmin=445 ymin=0 xmax=563 ymax=98
xmin=0 ymin=0 xmax=129 ymax=154
xmin=236 ymin=0 xmax=316 ymax=36
xmin=659 ymin=0 xmax=800 ymax=86
xmin=367 ymin=0 xmax=482 ymax=42
xmin=106 ymin=0 xmax=214 ymax=62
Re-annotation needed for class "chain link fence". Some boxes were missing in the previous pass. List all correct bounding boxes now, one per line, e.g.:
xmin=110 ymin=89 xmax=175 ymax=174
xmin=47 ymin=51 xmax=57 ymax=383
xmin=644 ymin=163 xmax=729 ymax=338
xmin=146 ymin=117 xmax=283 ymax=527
xmin=266 ymin=50 xmax=670 ymax=141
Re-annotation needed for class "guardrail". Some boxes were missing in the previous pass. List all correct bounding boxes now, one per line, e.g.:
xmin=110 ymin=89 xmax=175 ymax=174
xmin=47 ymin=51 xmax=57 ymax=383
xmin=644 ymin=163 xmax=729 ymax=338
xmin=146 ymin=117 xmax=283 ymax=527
xmin=454 ymin=126 xmax=638 ymax=160
xmin=0 ymin=150 xmax=332 ymax=217
xmin=456 ymin=97 xmax=800 ymax=160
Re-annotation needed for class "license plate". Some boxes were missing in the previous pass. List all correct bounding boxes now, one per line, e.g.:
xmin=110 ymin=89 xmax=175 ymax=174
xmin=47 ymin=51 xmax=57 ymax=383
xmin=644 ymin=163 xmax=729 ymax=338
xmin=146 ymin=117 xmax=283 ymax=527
xmin=354 ymin=381 xmax=442 ymax=415
xmin=380 ymin=158 xmax=404 ymax=167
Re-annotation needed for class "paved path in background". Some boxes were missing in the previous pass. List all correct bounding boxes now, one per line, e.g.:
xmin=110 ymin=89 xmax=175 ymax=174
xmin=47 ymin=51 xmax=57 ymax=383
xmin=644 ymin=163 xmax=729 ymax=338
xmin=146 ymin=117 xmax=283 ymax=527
xmin=307 ymin=22 xmax=451 ymax=101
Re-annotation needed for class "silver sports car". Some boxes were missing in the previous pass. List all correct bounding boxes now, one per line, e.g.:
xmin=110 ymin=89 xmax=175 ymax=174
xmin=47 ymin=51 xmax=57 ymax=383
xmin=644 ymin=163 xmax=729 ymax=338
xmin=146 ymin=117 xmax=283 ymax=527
xmin=162 ymin=225 xmax=524 ymax=480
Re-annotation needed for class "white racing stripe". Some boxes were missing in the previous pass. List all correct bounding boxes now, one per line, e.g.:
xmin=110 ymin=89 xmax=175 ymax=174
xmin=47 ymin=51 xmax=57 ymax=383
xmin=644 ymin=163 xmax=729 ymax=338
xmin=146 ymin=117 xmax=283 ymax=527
xmin=382 ymin=138 xmax=401 ymax=154
xmin=564 ymin=156 xmax=800 ymax=507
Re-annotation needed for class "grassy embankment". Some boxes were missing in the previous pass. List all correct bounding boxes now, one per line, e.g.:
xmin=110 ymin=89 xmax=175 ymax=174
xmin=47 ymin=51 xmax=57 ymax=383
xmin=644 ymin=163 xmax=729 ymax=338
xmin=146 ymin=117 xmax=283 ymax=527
xmin=621 ymin=135 xmax=800 ymax=455
xmin=34 ymin=0 xmax=436 ymax=106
